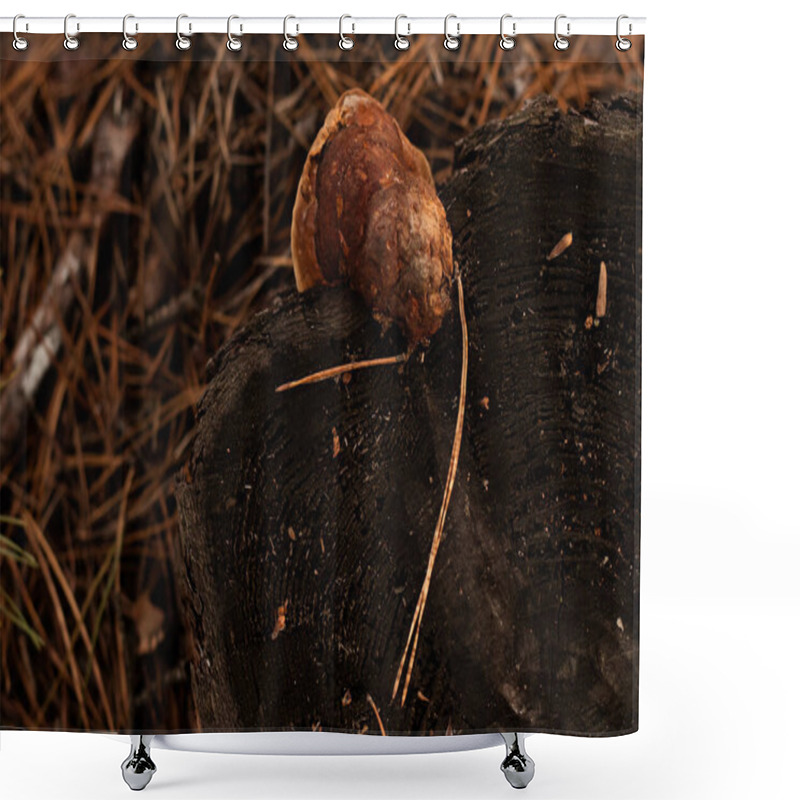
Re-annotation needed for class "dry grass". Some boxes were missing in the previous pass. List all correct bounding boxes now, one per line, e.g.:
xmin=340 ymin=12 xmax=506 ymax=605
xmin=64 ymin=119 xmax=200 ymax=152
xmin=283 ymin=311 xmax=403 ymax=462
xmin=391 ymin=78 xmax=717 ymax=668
xmin=0 ymin=33 xmax=643 ymax=731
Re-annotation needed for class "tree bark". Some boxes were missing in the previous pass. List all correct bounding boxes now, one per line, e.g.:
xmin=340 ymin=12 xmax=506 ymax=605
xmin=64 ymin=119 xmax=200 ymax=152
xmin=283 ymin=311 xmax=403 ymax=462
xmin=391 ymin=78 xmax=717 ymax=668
xmin=176 ymin=94 xmax=642 ymax=736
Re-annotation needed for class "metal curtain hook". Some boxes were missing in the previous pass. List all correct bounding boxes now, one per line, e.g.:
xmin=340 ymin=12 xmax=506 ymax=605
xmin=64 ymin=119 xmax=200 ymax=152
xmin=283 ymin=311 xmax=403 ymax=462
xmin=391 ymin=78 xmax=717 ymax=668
xmin=554 ymin=14 xmax=570 ymax=50
xmin=283 ymin=15 xmax=298 ymax=51
xmin=395 ymin=15 xmax=410 ymax=51
xmin=12 ymin=14 xmax=29 ymax=51
xmin=122 ymin=14 xmax=138 ymax=50
xmin=499 ymin=14 xmax=516 ymax=50
xmin=63 ymin=13 xmax=79 ymax=51
xmin=176 ymin=13 xmax=192 ymax=50
xmin=616 ymin=14 xmax=632 ymax=51
xmin=227 ymin=15 xmax=242 ymax=51
xmin=339 ymin=15 xmax=354 ymax=50
xmin=444 ymin=14 xmax=460 ymax=51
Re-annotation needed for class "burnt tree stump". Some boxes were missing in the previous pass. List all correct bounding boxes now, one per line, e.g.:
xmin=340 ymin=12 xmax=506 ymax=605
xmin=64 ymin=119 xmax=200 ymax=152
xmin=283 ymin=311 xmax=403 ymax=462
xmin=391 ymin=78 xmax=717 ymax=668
xmin=176 ymin=94 xmax=642 ymax=735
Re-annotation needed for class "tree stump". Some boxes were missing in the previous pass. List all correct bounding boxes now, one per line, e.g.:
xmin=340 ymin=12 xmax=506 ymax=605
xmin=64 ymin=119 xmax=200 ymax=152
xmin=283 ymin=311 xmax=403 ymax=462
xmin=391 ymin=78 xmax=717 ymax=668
xmin=176 ymin=94 xmax=642 ymax=735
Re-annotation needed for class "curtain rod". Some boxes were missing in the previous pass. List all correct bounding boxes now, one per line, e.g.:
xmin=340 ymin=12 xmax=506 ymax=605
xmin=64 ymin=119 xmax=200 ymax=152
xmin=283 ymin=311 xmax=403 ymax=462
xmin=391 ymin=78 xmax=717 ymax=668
xmin=0 ymin=16 xmax=646 ymax=37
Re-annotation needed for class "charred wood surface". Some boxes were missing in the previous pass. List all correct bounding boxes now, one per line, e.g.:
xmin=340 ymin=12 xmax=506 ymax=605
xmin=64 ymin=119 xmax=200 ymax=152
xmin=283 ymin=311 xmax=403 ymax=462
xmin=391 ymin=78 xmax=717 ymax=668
xmin=176 ymin=94 xmax=642 ymax=735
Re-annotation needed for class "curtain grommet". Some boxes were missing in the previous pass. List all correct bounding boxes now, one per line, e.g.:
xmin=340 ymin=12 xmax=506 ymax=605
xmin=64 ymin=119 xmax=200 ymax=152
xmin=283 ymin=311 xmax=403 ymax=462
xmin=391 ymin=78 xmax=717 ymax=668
xmin=499 ymin=14 xmax=516 ymax=51
xmin=394 ymin=15 xmax=410 ymax=51
xmin=339 ymin=15 xmax=354 ymax=50
xmin=444 ymin=14 xmax=460 ymax=51
xmin=12 ymin=14 xmax=29 ymax=51
xmin=122 ymin=14 xmax=138 ymax=50
xmin=63 ymin=13 xmax=80 ymax=51
xmin=227 ymin=15 xmax=242 ymax=51
xmin=283 ymin=15 xmax=298 ymax=51
xmin=175 ymin=13 xmax=192 ymax=51
xmin=616 ymin=14 xmax=632 ymax=51
xmin=554 ymin=14 xmax=570 ymax=50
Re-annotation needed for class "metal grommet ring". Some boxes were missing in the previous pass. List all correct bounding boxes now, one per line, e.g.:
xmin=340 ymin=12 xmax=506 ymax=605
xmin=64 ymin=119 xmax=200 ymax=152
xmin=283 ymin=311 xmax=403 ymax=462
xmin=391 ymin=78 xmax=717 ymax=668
xmin=444 ymin=14 xmax=460 ymax=51
xmin=63 ymin=13 xmax=80 ymax=51
xmin=122 ymin=14 xmax=138 ymax=50
xmin=283 ymin=15 xmax=298 ymax=51
xmin=554 ymin=14 xmax=570 ymax=50
xmin=394 ymin=15 xmax=410 ymax=51
xmin=227 ymin=15 xmax=242 ymax=51
xmin=339 ymin=14 xmax=354 ymax=50
xmin=176 ymin=13 xmax=192 ymax=50
xmin=12 ymin=14 xmax=29 ymax=51
xmin=499 ymin=14 xmax=515 ymax=50
xmin=616 ymin=14 xmax=632 ymax=51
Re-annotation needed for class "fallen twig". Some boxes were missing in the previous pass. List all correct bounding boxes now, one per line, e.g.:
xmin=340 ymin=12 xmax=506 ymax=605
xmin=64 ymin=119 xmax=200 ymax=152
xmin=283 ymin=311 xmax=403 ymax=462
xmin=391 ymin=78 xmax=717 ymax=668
xmin=0 ymin=98 xmax=139 ymax=464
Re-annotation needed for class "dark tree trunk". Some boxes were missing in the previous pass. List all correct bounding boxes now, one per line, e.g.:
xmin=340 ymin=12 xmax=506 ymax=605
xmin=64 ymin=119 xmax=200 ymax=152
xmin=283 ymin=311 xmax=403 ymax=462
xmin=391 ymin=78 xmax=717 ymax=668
xmin=175 ymin=94 xmax=642 ymax=736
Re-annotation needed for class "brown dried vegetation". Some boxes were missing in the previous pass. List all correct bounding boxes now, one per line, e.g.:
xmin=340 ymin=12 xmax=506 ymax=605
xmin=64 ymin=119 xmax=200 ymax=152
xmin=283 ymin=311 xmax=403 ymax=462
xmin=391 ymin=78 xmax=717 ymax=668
xmin=0 ymin=34 xmax=643 ymax=730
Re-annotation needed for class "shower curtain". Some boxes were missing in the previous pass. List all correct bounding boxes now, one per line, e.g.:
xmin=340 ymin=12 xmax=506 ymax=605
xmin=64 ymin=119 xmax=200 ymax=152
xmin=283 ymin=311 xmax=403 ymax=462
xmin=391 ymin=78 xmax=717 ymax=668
xmin=0 ymin=29 xmax=643 ymax=738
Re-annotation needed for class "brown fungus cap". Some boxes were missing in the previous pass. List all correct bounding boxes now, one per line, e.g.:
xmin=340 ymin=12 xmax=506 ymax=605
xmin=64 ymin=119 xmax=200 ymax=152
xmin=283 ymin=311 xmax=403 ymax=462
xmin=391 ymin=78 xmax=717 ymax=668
xmin=291 ymin=89 xmax=454 ymax=344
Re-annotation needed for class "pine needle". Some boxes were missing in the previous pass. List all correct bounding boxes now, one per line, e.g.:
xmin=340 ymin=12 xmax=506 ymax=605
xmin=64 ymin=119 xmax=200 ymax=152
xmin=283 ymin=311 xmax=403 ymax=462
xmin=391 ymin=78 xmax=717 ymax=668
xmin=393 ymin=271 xmax=468 ymax=705
xmin=366 ymin=692 xmax=387 ymax=736
xmin=275 ymin=353 xmax=407 ymax=393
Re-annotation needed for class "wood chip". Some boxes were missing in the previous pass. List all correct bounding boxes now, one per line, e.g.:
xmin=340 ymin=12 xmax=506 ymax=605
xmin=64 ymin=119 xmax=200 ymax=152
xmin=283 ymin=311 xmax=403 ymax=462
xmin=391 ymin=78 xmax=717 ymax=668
xmin=341 ymin=689 xmax=352 ymax=706
xmin=271 ymin=602 xmax=287 ymax=640
xmin=332 ymin=426 xmax=341 ymax=458
xmin=547 ymin=231 xmax=573 ymax=260
xmin=596 ymin=261 xmax=607 ymax=318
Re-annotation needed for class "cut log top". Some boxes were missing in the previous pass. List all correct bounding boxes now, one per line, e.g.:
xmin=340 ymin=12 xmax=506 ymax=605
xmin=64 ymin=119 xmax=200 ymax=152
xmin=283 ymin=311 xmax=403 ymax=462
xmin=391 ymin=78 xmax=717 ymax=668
xmin=176 ymin=93 xmax=642 ymax=736
xmin=452 ymin=93 xmax=643 ymax=168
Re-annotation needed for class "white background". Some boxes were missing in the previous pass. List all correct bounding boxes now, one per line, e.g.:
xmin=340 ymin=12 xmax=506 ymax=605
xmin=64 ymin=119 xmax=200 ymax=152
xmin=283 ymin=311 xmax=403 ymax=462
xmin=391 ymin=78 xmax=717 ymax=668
xmin=2 ymin=1 xmax=799 ymax=798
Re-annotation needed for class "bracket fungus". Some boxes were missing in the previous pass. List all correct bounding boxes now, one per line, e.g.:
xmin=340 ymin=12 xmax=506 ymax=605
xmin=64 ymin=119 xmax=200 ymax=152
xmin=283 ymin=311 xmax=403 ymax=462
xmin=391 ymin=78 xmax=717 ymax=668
xmin=291 ymin=89 xmax=454 ymax=345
